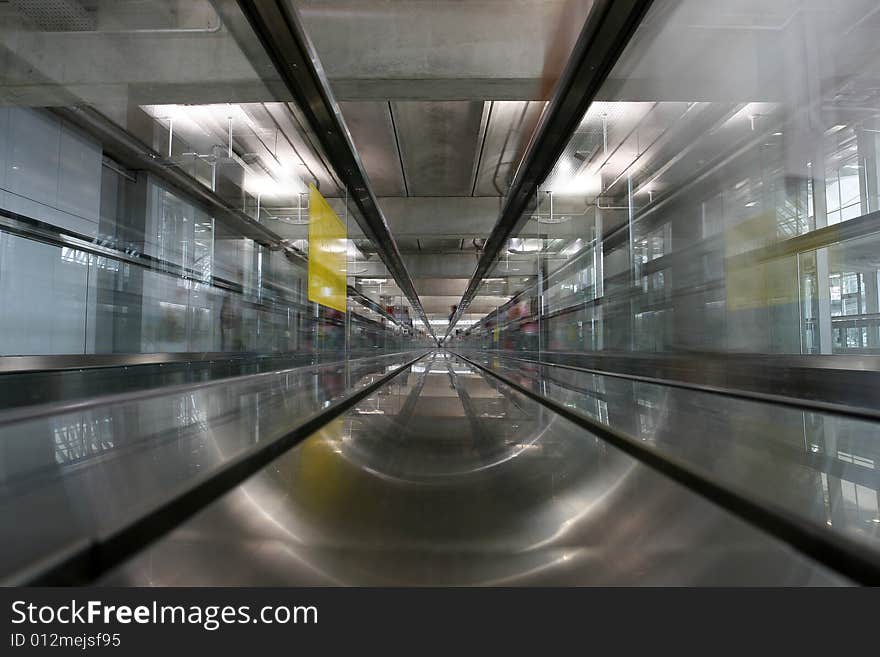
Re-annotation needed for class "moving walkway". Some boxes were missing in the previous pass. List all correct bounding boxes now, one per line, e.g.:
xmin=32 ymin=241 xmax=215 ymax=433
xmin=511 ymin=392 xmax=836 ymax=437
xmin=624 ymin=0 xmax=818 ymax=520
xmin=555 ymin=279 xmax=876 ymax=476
xmin=1 ymin=350 xmax=877 ymax=586
xmin=3 ymin=0 xmax=880 ymax=589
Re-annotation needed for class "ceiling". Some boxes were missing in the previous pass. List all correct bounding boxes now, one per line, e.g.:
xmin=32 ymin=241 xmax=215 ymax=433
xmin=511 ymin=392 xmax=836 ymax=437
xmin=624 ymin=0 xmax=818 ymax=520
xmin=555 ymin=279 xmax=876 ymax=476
xmin=0 ymin=0 xmax=596 ymax=326
xmin=7 ymin=1 xmax=877 ymax=335
xmin=296 ymin=0 xmax=595 ymax=320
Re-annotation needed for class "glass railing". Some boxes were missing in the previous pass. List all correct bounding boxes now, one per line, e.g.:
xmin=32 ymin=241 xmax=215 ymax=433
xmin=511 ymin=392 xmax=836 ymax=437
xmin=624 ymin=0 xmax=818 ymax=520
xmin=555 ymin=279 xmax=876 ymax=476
xmin=0 ymin=0 xmax=430 ymax=362
xmin=459 ymin=0 xmax=880 ymax=365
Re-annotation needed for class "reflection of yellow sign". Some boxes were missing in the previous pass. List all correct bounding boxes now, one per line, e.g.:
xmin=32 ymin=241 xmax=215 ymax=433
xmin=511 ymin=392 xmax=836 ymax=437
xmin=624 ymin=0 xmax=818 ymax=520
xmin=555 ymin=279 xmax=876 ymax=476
xmin=725 ymin=211 xmax=800 ymax=310
xmin=308 ymin=184 xmax=347 ymax=312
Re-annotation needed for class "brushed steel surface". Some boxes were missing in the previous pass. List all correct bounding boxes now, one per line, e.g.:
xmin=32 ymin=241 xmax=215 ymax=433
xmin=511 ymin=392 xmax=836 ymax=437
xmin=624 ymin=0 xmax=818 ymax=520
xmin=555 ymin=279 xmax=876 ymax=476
xmin=459 ymin=351 xmax=880 ymax=558
xmin=102 ymin=352 xmax=850 ymax=585
xmin=0 ymin=352 xmax=419 ymax=584
xmin=472 ymin=349 xmax=880 ymax=411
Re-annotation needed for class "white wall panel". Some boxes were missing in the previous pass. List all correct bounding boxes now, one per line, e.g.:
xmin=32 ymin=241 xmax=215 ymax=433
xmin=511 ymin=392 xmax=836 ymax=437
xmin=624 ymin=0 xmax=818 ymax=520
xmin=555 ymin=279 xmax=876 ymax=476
xmin=6 ymin=108 xmax=61 ymax=208
xmin=0 ymin=109 xmax=101 ymax=237
xmin=58 ymin=121 xmax=101 ymax=225
xmin=0 ymin=233 xmax=90 ymax=355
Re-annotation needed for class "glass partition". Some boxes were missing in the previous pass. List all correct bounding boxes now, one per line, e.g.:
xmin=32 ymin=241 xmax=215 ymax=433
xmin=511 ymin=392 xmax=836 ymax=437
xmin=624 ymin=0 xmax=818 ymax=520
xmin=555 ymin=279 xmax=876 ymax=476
xmin=461 ymin=0 xmax=880 ymax=358
xmin=0 ymin=0 xmax=428 ymax=359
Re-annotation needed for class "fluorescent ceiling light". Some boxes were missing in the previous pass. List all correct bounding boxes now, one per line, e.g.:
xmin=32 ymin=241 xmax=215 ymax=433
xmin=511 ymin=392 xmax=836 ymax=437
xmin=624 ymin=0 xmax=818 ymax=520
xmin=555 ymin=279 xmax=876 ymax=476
xmin=508 ymin=238 xmax=543 ymax=253
xmin=346 ymin=241 xmax=364 ymax=259
xmin=244 ymin=167 xmax=306 ymax=198
xmin=143 ymin=103 xmax=307 ymax=197
xmin=428 ymin=319 xmax=477 ymax=326
xmin=560 ymin=238 xmax=584 ymax=257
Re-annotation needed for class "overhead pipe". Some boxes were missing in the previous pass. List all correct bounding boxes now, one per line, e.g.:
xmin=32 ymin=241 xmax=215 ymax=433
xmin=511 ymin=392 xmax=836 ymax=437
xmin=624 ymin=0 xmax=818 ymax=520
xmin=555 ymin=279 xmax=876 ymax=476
xmin=54 ymin=105 xmax=284 ymax=249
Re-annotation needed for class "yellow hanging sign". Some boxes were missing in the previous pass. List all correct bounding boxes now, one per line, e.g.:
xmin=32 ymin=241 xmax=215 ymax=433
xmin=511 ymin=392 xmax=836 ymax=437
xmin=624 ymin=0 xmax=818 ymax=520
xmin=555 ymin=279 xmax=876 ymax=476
xmin=308 ymin=184 xmax=347 ymax=312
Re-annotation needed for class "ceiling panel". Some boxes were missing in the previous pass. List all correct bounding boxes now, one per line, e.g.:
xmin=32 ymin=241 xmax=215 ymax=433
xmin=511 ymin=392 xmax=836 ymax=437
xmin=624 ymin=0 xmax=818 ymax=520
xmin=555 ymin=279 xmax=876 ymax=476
xmin=391 ymin=101 xmax=485 ymax=196
xmin=418 ymin=295 xmax=508 ymax=315
xmin=472 ymin=100 xmax=545 ymax=196
xmin=338 ymin=101 xmax=406 ymax=196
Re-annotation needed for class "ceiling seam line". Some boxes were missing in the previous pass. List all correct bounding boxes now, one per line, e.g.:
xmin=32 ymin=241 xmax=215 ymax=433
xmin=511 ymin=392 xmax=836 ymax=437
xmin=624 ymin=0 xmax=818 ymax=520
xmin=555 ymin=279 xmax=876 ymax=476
xmin=388 ymin=101 xmax=411 ymax=198
xmin=470 ymin=100 xmax=494 ymax=197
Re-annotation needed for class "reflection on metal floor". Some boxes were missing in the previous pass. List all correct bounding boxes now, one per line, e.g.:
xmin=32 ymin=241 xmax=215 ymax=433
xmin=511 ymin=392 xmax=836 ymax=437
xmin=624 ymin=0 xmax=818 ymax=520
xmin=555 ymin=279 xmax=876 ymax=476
xmin=0 ymin=352 xmax=423 ymax=584
xmin=94 ymin=352 xmax=848 ymax=586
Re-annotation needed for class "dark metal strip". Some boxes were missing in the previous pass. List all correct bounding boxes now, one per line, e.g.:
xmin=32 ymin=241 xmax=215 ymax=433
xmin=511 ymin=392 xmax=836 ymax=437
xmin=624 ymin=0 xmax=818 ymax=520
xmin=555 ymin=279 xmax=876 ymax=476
xmin=451 ymin=351 xmax=879 ymax=585
xmin=388 ymin=101 xmax=411 ymax=198
xmin=0 ymin=351 xmax=311 ymax=375
xmin=483 ymin=351 xmax=880 ymax=422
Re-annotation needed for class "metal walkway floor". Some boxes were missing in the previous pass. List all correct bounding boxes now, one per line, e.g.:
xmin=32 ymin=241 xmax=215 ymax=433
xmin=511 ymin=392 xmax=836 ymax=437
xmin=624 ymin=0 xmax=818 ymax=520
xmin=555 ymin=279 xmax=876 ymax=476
xmin=96 ymin=352 xmax=859 ymax=585
xmin=4 ymin=351 xmax=880 ymax=585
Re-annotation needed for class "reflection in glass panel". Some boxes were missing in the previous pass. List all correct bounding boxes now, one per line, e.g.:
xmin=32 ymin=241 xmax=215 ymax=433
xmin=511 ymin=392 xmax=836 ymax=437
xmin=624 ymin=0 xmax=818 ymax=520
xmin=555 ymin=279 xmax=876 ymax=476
xmin=461 ymin=0 xmax=880 ymax=358
xmin=0 ymin=0 xmax=429 ymax=358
